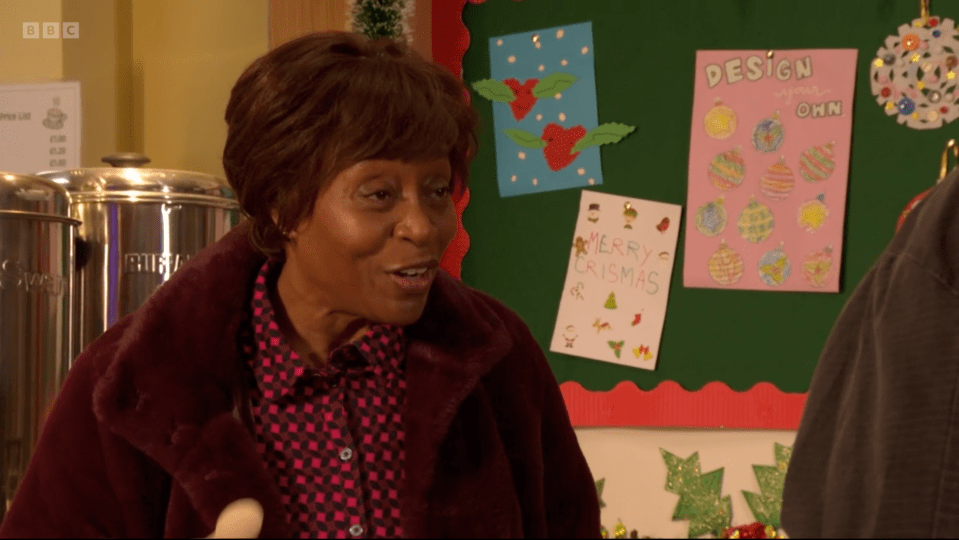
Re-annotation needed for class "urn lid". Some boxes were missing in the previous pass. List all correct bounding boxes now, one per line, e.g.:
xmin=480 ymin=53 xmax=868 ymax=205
xmin=0 ymin=171 xmax=78 ymax=224
xmin=35 ymin=152 xmax=238 ymax=208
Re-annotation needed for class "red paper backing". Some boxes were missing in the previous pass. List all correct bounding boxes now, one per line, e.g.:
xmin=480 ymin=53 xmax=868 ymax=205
xmin=432 ymin=0 xmax=808 ymax=429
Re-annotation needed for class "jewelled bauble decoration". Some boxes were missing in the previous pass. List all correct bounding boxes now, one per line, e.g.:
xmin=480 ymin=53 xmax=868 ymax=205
xmin=760 ymin=158 xmax=795 ymax=201
xmin=708 ymin=146 xmax=745 ymax=191
xmin=802 ymin=246 xmax=834 ymax=288
xmin=752 ymin=113 xmax=784 ymax=153
xmin=798 ymin=193 xmax=829 ymax=232
xmin=704 ymin=99 xmax=737 ymax=139
xmin=695 ymin=197 xmax=728 ymax=237
xmin=738 ymin=196 xmax=774 ymax=243
xmin=870 ymin=15 xmax=959 ymax=129
xmin=758 ymin=244 xmax=791 ymax=287
xmin=708 ymin=240 xmax=744 ymax=285
xmin=799 ymin=142 xmax=836 ymax=182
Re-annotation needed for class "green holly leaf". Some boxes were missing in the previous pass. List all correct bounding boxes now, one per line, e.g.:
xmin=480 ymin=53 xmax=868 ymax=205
xmin=660 ymin=449 xmax=702 ymax=494
xmin=571 ymin=123 xmax=636 ymax=153
xmin=532 ymin=72 xmax=578 ymax=98
xmin=595 ymin=478 xmax=606 ymax=509
xmin=471 ymin=79 xmax=516 ymax=103
xmin=503 ymin=128 xmax=547 ymax=149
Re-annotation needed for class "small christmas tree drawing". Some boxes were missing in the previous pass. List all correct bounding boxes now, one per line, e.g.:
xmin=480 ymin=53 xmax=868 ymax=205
xmin=741 ymin=443 xmax=793 ymax=528
xmin=604 ymin=292 xmax=617 ymax=309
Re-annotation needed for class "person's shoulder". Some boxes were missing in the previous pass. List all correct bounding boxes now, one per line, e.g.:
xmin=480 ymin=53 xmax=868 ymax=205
xmin=430 ymin=273 xmax=548 ymax=380
xmin=887 ymin=167 xmax=959 ymax=292
xmin=72 ymin=315 xmax=137 ymax=378
xmin=893 ymin=167 xmax=959 ymax=252
xmin=432 ymin=271 xmax=530 ymax=331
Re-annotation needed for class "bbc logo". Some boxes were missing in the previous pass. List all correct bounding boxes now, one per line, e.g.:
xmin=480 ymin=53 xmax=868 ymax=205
xmin=22 ymin=23 xmax=79 ymax=39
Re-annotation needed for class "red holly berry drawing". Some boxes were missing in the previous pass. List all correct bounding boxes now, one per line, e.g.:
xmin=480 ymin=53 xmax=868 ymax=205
xmin=656 ymin=217 xmax=670 ymax=233
xmin=503 ymin=78 xmax=538 ymax=120
xmin=503 ymin=122 xmax=636 ymax=171
xmin=541 ymin=123 xmax=587 ymax=170
xmin=471 ymin=73 xmax=578 ymax=121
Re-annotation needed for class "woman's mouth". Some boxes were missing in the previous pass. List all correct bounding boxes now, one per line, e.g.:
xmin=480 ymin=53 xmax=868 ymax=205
xmin=389 ymin=266 xmax=436 ymax=293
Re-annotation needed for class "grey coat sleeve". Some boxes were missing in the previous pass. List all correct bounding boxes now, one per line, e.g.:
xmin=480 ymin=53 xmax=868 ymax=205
xmin=782 ymin=250 xmax=959 ymax=537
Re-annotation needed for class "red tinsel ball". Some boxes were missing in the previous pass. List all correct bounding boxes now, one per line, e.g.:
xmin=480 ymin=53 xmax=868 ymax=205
xmin=721 ymin=521 xmax=774 ymax=538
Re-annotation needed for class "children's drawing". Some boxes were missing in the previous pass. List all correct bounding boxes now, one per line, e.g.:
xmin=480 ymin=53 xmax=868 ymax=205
xmin=551 ymin=191 xmax=682 ymax=371
xmin=562 ymin=325 xmax=578 ymax=347
xmin=683 ymin=49 xmax=857 ymax=293
xmin=592 ymin=318 xmax=612 ymax=333
xmin=587 ymin=203 xmax=600 ymax=222
xmin=479 ymin=22 xmax=636 ymax=197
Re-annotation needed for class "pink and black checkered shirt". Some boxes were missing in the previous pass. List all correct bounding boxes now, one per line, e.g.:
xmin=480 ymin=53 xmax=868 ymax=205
xmin=242 ymin=260 xmax=406 ymax=539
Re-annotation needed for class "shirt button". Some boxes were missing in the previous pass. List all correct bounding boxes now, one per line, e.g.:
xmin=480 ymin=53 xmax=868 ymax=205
xmin=339 ymin=447 xmax=353 ymax=461
xmin=349 ymin=524 xmax=363 ymax=537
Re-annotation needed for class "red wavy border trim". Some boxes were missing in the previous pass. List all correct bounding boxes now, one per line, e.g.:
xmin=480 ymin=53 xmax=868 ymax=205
xmin=434 ymin=0 xmax=472 ymax=279
xmin=435 ymin=0 xmax=807 ymax=429
xmin=561 ymin=380 xmax=807 ymax=429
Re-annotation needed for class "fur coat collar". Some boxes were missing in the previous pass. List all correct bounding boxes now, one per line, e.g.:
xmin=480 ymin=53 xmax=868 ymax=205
xmin=90 ymin=221 xmax=513 ymax=537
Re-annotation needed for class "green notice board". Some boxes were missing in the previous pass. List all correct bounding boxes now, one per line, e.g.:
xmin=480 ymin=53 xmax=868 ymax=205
xmin=460 ymin=0 xmax=959 ymax=393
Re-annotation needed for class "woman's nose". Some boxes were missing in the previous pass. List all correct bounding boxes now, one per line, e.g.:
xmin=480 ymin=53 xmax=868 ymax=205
xmin=393 ymin=199 xmax=434 ymax=244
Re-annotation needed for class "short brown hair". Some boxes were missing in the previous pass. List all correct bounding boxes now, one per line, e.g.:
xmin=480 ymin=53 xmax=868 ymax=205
xmin=223 ymin=31 xmax=478 ymax=258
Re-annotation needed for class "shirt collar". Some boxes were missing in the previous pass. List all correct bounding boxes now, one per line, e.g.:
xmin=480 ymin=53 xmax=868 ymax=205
xmin=248 ymin=259 xmax=406 ymax=402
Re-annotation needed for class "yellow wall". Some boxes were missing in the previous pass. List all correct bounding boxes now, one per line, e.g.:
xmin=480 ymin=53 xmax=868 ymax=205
xmin=60 ymin=0 xmax=119 ymax=167
xmin=0 ymin=0 xmax=63 ymax=83
xmin=2 ymin=0 xmax=268 ymax=175
xmin=2 ymin=1 xmax=435 ymax=175
xmin=131 ymin=1 xmax=269 ymax=177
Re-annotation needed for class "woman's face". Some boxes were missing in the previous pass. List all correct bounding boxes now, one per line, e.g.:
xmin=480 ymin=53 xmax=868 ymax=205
xmin=283 ymin=158 xmax=457 ymax=326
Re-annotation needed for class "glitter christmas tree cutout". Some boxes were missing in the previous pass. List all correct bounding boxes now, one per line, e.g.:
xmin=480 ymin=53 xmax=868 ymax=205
xmin=741 ymin=443 xmax=793 ymax=528
xmin=661 ymin=449 xmax=732 ymax=538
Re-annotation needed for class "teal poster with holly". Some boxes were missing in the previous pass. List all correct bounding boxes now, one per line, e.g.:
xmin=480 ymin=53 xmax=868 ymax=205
xmin=473 ymin=21 xmax=634 ymax=197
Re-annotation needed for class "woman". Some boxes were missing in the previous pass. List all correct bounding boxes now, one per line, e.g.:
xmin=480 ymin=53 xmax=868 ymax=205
xmin=0 ymin=32 xmax=599 ymax=538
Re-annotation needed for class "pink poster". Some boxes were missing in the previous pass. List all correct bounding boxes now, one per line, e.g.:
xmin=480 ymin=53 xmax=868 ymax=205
xmin=683 ymin=49 xmax=858 ymax=293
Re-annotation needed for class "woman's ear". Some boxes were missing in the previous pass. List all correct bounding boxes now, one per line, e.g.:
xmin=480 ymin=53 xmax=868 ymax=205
xmin=272 ymin=209 xmax=297 ymax=241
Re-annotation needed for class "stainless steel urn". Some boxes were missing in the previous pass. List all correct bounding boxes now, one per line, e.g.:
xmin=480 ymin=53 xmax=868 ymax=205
xmin=36 ymin=153 xmax=240 ymax=352
xmin=0 ymin=173 xmax=78 ymax=515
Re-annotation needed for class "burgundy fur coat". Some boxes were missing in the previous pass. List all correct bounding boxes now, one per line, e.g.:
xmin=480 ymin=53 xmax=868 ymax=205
xmin=0 ymin=222 xmax=599 ymax=538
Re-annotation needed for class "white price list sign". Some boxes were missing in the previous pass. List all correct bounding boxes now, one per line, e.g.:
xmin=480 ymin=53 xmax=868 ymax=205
xmin=0 ymin=81 xmax=81 ymax=174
